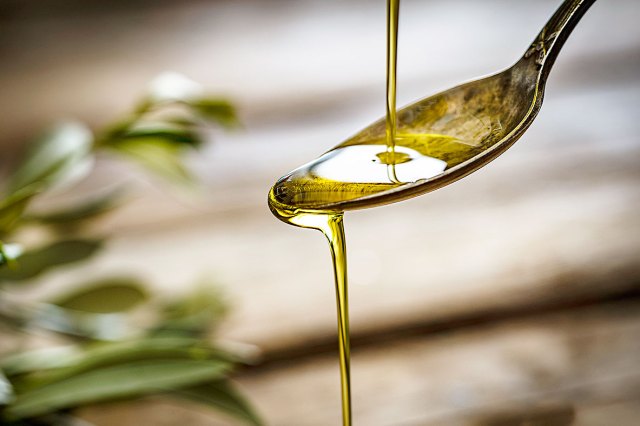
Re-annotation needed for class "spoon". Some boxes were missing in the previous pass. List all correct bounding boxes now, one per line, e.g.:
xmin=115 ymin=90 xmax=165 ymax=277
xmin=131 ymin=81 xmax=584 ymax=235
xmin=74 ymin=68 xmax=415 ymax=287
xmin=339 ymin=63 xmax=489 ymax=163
xmin=269 ymin=0 xmax=596 ymax=216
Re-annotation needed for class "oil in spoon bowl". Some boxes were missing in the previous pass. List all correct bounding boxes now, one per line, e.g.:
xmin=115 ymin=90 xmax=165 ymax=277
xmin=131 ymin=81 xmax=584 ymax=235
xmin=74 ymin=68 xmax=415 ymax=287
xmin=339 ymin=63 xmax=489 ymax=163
xmin=269 ymin=132 xmax=459 ymax=212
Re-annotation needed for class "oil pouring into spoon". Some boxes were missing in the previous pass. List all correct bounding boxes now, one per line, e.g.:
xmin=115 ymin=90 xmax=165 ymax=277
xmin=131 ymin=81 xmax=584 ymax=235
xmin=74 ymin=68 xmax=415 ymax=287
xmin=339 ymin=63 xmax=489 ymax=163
xmin=268 ymin=1 xmax=596 ymax=425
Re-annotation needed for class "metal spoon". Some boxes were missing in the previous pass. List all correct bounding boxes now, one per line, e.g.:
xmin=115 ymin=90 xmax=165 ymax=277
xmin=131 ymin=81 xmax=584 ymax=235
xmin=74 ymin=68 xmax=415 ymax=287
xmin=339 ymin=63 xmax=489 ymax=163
xmin=269 ymin=0 xmax=596 ymax=215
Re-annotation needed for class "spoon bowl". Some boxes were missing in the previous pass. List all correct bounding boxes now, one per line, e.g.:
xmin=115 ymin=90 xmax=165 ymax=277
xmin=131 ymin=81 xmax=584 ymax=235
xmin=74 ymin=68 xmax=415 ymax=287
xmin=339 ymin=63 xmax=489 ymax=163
xmin=269 ymin=0 xmax=596 ymax=216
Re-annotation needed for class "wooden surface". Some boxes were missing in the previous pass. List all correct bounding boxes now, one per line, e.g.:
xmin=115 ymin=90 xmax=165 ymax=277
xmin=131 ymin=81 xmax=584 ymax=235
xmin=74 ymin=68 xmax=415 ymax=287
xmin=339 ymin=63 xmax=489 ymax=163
xmin=78 ymin=298 xmax=640 ymax=425
xmin=237 ymin=299 xmax=640 ymax=426
xmin=1 ymin=0 xmax=639 ymax=424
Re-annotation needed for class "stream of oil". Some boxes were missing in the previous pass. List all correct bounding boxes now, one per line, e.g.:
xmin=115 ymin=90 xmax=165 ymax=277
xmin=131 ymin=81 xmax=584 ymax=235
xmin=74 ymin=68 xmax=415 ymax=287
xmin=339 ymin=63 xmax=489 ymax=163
xmin=268 ymin=1 xmax=468 ymax=424
xmin=269 ymin=1 xmax=403 ymax=424
xmin=385 ymin=0 xmax=400 ymax=183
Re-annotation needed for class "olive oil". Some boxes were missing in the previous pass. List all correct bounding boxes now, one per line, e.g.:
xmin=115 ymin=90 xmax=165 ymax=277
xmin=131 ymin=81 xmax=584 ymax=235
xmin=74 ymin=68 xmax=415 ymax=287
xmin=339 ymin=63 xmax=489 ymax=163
xmin=267 ymin=210 xmax=352 ymax=426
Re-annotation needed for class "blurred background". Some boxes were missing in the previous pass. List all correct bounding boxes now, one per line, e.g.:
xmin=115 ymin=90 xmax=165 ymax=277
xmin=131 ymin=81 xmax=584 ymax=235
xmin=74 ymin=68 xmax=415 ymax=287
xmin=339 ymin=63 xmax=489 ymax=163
xmin=1 ymin=0 xmax=639 ymax=425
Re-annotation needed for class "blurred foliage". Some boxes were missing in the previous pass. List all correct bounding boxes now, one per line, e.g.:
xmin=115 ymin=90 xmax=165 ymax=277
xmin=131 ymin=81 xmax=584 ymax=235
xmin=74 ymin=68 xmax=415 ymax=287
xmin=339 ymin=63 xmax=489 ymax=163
xmin=0 ymin=73 xmax=263 ymax=425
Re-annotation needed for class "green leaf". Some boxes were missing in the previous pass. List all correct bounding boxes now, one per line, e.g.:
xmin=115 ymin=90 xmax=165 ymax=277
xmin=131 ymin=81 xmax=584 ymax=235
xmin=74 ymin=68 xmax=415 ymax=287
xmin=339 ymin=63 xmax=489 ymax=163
xmin=29 ymin=304 xmax=129 ymax=341
xmin=173 ymin=381 xmax=263 ymax=426
xmin=52 ymin=278 xmax=148 ymax=314
xmin=107 ymin=138 xmax=192 ymax=185
xmin=144 ymin=72 xmax=239 ymax=128
xmin=187 ymin=99 xmax=239 ymax=128
xmin=7 ymin=359 xmax=231 ymax=420
xmin=8 ymin=122 xmax=93 ymax=194
xmin=0 ymin=370 xmax=14 ymax=405
xmin=1 ymin=347 xmax=82 ymax=377
xmin=2 ymin=338 xmax=202 ymax=378
xmin=8 ymin=337 xmax=230 ymax=391
xmin=165 ymin=116 xmax=199 ymax=127
xmin=119 ymin=127 xmax=202 ymax=148
xmin=26 ymin=190 xmax=123 ymax=226
xmin=0 ymin=185 xmax=41 ymax=236
xmin=155 ymin=284 xmax=229 ymax=338
xmin=0 ymin=239 xmax=103 ymax=282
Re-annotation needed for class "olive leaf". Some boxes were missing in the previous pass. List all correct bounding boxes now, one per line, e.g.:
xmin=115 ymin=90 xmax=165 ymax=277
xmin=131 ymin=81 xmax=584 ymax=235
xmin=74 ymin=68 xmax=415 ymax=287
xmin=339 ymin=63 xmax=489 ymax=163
xmin=0 ymin=240 xmax=103 ymax=282
xmin=1 ymin=347 xmax=82 ymax=378
xmin=144 ymin=72 xmax=238 ymax=128
xmin=0 ymin=123 xmax=94 ymax=236
xmin=0 ymin=371 xmax=14 ymax=405
xmin=106 ymin=138 xmax=193 ymax=185
xmin=172 ymin=381 xmax=263 ymax=426
xmin=0 ymin=185 xmax=41 ymax=237
xmin=187 ymin=99 xmax=239 ymax=129
xmin=27 ymin=278 xmax=149 ymax=341
xmin=6 ymin=359 xmax=231 ymax=420
xmin=8 ymin=122 xmax=93 ymax=194
xmin=29 ymin=304 xmax=129 ymax=341
xmin=52 ymin=278 xmax=148 ymax=314
xmin=7 ymin=337 xmax=227 ymax=392
xmin=99 ymin=115 xmax=200 ymax=185
xmin=154 ymin=284 xmax=229 ymax=338
xmin=118 ymin=126 xmax=202 ymax=148
xmin=26 ymin=189 xmax=123 ymax=227
xmin=165 ymin=116 xmax=199 ymax=127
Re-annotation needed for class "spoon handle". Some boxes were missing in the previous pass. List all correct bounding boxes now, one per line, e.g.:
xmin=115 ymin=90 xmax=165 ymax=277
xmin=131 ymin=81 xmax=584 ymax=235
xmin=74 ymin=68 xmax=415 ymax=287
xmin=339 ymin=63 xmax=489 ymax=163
xmin=524 ymin=0 xmax=596 ymax=79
